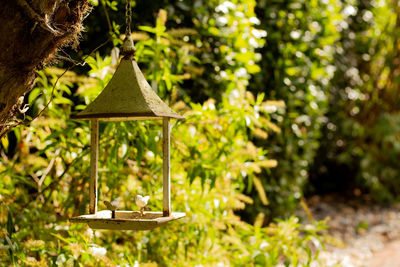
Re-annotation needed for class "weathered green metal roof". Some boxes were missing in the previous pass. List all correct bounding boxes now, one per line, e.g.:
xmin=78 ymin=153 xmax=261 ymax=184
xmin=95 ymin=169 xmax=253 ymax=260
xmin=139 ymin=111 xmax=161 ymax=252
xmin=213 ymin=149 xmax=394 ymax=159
xmin=73 ymin=57 xmax=184 ymax=121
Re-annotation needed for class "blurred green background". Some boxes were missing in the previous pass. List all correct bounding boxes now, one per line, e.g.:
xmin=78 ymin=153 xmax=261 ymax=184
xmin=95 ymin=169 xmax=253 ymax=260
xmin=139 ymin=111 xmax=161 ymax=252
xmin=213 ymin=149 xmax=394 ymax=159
xmin=1 ymin=0 xmax=399 ymax=265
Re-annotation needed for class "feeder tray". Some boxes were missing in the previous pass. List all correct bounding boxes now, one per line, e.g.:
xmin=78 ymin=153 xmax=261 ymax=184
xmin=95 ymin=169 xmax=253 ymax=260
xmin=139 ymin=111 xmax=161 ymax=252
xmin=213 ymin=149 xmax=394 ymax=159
xmin=69 ymin=37 xmax=185 ymax=231
xmin=70 ymin=211 xmax=185 ymax=230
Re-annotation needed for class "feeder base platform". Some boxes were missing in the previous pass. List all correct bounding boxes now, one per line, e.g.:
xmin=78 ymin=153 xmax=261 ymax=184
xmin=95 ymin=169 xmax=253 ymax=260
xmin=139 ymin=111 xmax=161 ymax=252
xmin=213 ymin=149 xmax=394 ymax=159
xmin=70 ymin=210 xmax=185 ymax=230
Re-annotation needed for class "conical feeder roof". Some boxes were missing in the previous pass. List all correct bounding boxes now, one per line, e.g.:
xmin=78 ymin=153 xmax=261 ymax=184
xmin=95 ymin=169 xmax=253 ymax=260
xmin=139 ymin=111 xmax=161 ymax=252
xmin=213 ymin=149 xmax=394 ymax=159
xmin=73 ymin=57 xmax=184 ymax=121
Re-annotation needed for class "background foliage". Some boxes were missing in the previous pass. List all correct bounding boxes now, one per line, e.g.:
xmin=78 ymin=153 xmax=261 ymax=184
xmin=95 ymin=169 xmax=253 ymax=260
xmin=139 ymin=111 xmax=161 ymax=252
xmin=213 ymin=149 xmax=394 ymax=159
xmin=0 ymin=0 xmax=399 ymax=265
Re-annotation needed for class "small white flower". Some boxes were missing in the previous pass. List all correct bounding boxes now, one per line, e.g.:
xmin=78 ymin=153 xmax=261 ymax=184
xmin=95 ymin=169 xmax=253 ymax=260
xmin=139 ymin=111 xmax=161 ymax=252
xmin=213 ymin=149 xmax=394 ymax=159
xmin=346 ymin=87 xmax=360 ymax=100
xmin=263 ymin=105 xmax=277 ymax=113
xmin=363 ymin=10 xmax=373 ymax=22
xmin=230 ymin=89 xmax=240 ymax=98
xmin=222 ymin=1 xmax=236 ymax=9
xmin=85 ymin=228 xmax=94 ymax=239
xmin=326 ymin=65 xmax=336 ymax=76
xmin=245 ymin=116 xmax=251 ymax=126
xmin=203 ymin=102 xmax=215 ymax=110
xmin=213 ymin=123 xmax=223 ymax=131
xmin=94 ymin=66 xmax=111 ymax=79
xmin=89 ymin=245 xmax=107 ymax=258
xmin=290 ymin=30 xmax=301 ymax=39
xmin=235 ymin=68 xmax=248 ymax=78
xmin=142 ymin=236 xmax=149 ymax=244
xmin=284 ymin=77 xmax=291 ymax=85
xmin=260 ymin=241 xmax=270 ymax=249
xmin=188 ymin=126 xmax=197 ymax=138
xmin=120 ymin=143 xmax=128 ymax=156
xmin=235 ymin=11 xmax=244 ymax=18
xmin=249 ymin=37 xmax=259 ymax=48
xmin=145 ymin=151 xmax=154 ymax=159
xmin=56 ymin=254 xmax=67 ymax=265
xmin=343 ymin=5 xmax=357 ymax=16
xmin=311 ymin=21 xmax=321 ymax=32
xmin=215 ymin=5 xmax=228 ymax=14
xmin=216 ymin=16 xmax=228 ymax=26
xmin=55 ymin=225 xmax=69 ymax=231
xmin=251 ymin=29 xmax=267 ymax=39
xmin=249 ymin=17 xmax=261 ymax=25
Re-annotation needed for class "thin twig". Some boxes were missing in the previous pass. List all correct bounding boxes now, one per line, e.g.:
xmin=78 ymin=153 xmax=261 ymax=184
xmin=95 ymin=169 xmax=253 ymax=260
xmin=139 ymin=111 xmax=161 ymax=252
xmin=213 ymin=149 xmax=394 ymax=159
xmin=40 ymin=145 xmax=90 ymax=195
xmin=100 ymin=0 xmax=113 ymax=34
xmin=55 ymin=55 xmax=82 ymax=66
xmin=38 ymin=149 xmax=61 ymax=187
xmin=34 ymin=37 xmax=112 ymax=120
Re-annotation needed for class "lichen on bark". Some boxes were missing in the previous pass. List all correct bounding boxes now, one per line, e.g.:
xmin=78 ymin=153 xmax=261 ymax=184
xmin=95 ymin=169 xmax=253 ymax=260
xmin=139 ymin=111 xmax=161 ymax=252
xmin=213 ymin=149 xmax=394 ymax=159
xmin=0 ymin=0 xmax=91 ymax=137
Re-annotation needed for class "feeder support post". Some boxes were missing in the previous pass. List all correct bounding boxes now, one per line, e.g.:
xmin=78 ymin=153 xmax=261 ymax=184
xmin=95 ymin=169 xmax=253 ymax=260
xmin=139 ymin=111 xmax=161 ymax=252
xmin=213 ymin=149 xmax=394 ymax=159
xmin=163 ymin=118 xmax=171 ymax=216
xmin=89 ymin=119 xmax=99 ymax=214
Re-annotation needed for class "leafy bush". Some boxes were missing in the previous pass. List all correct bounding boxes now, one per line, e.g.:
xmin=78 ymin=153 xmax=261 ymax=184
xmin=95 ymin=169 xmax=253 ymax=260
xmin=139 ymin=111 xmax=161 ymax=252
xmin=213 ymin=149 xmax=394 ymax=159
xmin=248 ymin=0 xmax=343 ymax=217
xmin=0 ymin=2 xmax=327 ymax=266
xmin=311 ymin=0 xmax=400 ymax=202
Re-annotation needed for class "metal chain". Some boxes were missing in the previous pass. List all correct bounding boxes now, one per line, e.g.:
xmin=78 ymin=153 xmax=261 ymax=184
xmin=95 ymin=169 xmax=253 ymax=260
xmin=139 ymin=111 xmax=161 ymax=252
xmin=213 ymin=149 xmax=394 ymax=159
xmin=125 ymin=0 xmax=132 ymax=36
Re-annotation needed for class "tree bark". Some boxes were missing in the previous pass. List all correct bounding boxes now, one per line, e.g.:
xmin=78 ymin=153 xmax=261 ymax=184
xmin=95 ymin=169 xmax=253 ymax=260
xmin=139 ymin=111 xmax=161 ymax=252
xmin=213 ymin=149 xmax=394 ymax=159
xmin=0 ymin=0 xmax=91 ymax=136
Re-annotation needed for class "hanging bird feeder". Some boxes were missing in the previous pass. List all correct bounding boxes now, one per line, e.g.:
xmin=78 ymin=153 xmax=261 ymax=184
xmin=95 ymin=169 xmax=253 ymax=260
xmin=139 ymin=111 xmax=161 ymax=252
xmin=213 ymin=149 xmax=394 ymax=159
xmin=70 ymin=1 xmax=185 ymax=230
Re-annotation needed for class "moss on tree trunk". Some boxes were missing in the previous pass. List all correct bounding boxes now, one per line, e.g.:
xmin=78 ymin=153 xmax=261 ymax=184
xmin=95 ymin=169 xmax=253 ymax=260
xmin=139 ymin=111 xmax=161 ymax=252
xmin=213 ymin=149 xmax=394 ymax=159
xmin=0 ymin=0 xmax=91 ymax=137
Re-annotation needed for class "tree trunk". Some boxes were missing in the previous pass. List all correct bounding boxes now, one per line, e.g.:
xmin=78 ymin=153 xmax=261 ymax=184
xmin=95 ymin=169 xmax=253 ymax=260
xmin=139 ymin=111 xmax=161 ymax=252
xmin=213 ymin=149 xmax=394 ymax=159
xmin=0 ymin=0 xmax=91 ymax=137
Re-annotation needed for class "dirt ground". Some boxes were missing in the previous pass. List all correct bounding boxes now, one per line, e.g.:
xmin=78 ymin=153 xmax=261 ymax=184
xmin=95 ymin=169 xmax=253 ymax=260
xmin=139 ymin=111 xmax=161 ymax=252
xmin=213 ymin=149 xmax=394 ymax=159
xmin=299 ymin=195 xmax=400 ymax=266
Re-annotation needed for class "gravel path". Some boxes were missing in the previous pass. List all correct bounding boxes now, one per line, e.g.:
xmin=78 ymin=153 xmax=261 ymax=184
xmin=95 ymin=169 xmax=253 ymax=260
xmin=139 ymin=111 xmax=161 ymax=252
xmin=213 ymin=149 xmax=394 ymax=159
xmin=299 ymin=195 xmax=400 ymax=266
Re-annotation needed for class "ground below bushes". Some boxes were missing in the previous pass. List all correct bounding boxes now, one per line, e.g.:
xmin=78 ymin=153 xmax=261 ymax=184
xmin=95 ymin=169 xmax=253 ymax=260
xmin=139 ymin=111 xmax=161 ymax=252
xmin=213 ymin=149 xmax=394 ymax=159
xmin=299 ymin=195 xmax=400 ymax=267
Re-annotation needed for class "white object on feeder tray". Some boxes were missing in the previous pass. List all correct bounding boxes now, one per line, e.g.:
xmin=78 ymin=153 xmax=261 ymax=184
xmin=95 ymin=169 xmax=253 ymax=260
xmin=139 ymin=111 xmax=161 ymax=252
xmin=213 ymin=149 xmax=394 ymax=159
xmin=103 ymin=197 xmax=121 ymax=219
xmin=135 ymin=195 xmax=150 ymax=216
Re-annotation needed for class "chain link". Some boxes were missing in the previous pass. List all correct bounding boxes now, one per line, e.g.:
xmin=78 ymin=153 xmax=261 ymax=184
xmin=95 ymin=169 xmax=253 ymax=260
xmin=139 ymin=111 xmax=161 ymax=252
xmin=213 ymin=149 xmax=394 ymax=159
xmin=125 ymin=0 xmax=132 ymax=36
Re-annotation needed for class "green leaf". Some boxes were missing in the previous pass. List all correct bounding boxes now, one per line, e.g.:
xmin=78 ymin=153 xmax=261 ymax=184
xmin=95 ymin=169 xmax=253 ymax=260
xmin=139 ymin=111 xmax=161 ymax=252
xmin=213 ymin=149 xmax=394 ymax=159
xmin=6 ymin=209 xmax=15 ymax=238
